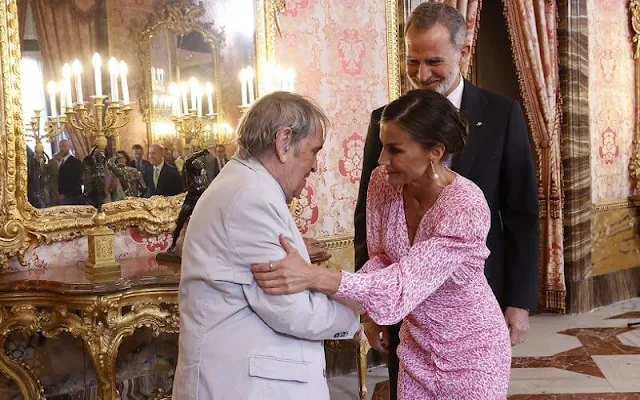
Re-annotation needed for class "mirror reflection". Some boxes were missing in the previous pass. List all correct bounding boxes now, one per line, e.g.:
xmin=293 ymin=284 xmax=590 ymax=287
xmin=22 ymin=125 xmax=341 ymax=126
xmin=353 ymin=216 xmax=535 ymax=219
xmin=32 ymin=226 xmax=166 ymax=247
xmin=20 ymin=0 xmax=256 ymax=209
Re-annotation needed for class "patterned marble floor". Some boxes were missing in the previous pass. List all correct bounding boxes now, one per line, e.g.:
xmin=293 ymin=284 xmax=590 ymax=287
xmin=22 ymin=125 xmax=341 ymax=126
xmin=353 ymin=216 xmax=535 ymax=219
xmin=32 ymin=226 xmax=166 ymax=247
xmin=327 ymin=298 xmax=640 ymax=400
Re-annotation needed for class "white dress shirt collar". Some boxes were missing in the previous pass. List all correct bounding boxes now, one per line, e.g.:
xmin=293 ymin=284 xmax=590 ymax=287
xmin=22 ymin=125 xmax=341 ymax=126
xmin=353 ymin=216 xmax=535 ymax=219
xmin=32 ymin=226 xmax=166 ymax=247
xmin=446 ymin=74 xmax=464 ymax=110
xmin=154 ymin=161 xmax=164 ymax=172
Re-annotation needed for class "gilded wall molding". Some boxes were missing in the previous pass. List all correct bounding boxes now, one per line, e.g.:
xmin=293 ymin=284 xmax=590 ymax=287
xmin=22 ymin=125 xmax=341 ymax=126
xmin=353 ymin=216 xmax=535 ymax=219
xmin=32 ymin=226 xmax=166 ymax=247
xmin=0 ymin=0 xmax=282 ymax=269
xmin=316 ymin=234 xmax=354 ymax=250
xmin=386 ymin=0 xmax=402 ymax=101
xmin=592 ymin=200 xmax=636 ymax=213
xmin=629 ymin=0 xmax=640 ymax=193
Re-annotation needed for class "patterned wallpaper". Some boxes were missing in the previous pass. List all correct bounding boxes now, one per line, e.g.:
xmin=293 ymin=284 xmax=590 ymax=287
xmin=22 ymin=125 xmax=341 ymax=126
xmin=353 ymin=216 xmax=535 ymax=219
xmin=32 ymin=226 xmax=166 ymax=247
xmin=274 ymin=0 xmax=389 ymax=237
xmin=588 ymin=0 xmax=637 ymax=203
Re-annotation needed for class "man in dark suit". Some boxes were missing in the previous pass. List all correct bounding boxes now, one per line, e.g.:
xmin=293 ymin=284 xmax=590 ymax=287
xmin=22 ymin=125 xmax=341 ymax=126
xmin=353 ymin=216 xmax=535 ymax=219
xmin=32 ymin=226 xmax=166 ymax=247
xmin=354 ymin=4 xmax=540 ymax=399
xmin=128 ymin=143 xmax=152 ymax=180
xmin=145 ymin=143 xmax=184 ymax=197
xmin=56 ymin=139 xmax=84 ymax=205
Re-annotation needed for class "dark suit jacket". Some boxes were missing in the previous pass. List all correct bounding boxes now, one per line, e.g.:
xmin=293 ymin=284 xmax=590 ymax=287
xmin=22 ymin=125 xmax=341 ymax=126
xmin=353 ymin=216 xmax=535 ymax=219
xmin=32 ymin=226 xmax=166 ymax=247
xmin=145 ymin=163 xmax=184 ymax=197
xmin=128 ymin=159 xmax=152 ymax=175
xmin=58 ymin=155 xmax=83 ymax=197
xmin=354 ymin=81 xmax=540 ymax=311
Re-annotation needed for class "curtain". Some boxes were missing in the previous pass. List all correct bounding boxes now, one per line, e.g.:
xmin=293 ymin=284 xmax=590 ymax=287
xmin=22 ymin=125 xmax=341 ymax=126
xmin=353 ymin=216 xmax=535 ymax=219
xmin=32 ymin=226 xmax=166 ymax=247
xmin=17 ymin=0 xmax=27 ymax=42
xmin=31 ymin=0 xmax=103 ymax=159
xmin=425 ymin=0 xmax=482 ymax=78
xmin=504 ymin=0 xmax=566 ymax=312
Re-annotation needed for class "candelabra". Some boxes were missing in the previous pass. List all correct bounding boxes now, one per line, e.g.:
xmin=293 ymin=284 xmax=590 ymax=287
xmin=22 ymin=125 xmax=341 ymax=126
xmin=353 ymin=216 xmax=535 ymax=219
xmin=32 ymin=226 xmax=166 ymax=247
xmin=25 ymin=110 xmax=65 ymax=158
xmin=172 ymin=110 xmax=215 ymax=152
xmin=64 ymin=96 xmax=133 ymax=280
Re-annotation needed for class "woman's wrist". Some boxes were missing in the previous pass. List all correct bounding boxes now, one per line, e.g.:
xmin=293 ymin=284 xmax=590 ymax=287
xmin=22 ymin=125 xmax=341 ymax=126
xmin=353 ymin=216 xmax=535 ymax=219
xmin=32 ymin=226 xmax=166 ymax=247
xmin=310 ymin=266 xmax=342 ymax=295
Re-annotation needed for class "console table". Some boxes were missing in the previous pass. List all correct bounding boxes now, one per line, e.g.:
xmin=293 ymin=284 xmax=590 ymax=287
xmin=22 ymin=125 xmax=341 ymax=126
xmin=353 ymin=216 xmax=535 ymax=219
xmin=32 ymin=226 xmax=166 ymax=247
xmin=0 ymin=242 xmax=371 ymax=400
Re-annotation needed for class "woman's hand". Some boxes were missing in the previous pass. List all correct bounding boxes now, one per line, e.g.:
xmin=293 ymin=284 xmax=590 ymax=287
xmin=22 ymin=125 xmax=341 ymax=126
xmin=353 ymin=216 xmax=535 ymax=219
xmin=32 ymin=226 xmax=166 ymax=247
xmin=361 ymin=314 xmax=389 ymax=353
xmin=251 ymin=234 xmax=317 ymax=295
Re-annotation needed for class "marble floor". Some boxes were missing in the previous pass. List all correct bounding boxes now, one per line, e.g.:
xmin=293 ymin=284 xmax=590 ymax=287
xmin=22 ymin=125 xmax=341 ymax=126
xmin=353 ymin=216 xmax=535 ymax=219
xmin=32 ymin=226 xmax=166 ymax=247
xmin=328 ymin=298 xmax=640 ymax=400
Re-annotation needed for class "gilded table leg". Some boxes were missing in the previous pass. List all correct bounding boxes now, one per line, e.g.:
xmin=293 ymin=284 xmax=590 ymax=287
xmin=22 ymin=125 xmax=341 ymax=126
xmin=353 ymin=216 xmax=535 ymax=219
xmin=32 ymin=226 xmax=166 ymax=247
xmin=356 ymin=325 xmax=372 ymax=400
xmin=0 ymin=339 xmax=45 ymax=400
xmin=84 ymin=333 xmax=121 ymax=400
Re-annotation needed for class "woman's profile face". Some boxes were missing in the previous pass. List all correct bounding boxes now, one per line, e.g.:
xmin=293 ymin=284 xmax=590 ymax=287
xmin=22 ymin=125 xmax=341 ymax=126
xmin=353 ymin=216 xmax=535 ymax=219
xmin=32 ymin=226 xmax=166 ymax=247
xmin=378 ymin=121 xmax=435 ymax=186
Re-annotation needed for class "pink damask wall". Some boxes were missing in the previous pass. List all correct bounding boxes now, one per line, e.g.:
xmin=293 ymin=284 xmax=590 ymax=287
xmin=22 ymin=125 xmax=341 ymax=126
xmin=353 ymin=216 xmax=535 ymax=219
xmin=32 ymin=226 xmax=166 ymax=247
xmin=275 ymin=0 xmax=389 ymax=237
xmin=588 ymin=0 xmax=637 ymax=203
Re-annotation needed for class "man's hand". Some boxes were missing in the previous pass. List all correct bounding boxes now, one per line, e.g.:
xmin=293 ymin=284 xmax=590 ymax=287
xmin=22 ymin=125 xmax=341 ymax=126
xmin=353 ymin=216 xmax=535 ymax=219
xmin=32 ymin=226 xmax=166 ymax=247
xmin=362 ymin=317 xmax=389 ymax=353
xmin=505 ymin=306 xmax=529 ymax=346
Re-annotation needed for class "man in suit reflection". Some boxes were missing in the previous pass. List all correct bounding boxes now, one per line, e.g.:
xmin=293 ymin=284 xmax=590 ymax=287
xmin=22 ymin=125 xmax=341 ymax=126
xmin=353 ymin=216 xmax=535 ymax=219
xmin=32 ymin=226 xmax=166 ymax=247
xmin=353 ymin=4 xmax=540 ymax=399
xmin=57 ymin=139 xmax=84 ymax=205
xmin=128 ymin=144 xmax=152 ymax=178
xmin=145 ymin=143 xmax=184 ymax=197
xmin=203 ymin=144 xmax=229 ymax=181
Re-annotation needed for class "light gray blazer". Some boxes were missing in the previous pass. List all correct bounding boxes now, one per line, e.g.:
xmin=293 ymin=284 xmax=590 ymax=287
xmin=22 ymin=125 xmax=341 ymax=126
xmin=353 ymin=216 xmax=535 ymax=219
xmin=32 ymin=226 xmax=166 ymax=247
xmin=172 ymin=155 xmax=360 ymax=400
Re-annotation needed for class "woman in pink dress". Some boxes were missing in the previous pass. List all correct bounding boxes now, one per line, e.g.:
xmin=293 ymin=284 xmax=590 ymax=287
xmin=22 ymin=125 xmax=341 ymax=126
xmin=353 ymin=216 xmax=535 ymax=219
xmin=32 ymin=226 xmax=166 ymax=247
xmin=252 ymin=89 xmax=511 ymax=399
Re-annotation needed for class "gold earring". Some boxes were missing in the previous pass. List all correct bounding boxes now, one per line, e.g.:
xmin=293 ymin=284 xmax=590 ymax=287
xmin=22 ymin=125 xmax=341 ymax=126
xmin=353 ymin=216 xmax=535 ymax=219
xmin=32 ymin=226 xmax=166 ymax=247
xmin=431 ymin=160 xmax=439 ymax=180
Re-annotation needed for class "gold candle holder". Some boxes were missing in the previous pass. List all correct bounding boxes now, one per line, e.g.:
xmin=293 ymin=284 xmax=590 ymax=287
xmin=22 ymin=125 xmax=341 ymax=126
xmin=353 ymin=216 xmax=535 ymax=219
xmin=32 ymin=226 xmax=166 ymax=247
xmin=25 ymin=110 xmax=65 ymax=159
xmin=172 ymin=110 xmax=215 ymax=154
xmin=64 ymin=96 xmax=133 ymax=280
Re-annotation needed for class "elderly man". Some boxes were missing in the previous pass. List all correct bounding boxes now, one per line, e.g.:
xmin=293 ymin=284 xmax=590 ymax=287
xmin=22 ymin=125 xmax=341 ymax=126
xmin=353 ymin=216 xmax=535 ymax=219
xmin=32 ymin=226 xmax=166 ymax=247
xmin=172 ymin=92 xmax=360 ymax=399
xmin=145 ymin=143 xmax=183 ymax=197
xmin=354 ymin=3 xmax=540 ymax=399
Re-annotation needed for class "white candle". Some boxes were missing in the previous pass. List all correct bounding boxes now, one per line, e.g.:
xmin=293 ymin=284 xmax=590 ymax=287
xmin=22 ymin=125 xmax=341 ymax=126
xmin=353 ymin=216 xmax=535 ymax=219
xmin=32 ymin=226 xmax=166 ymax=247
xmin=72 ymin=59 xmax=83 ymax=105
xmin=239 ymin=68 xmax=248 ymax=106
xmin=119 ymin=61 xmax=130 ymax=105
xmin=92 ymin=53 xmax=102 ymax=96
xmin=290 ymin=69 xmax=295 ymax=92
xmin=247 ymin=67 xmax=255 ymax=103
xmin=151 ymin=67 xmax=156 ymax=83
xmin=205 ymin=82 xmax=214 ymax=115
xmin=197 ymin=88 xmax=203 ymax=117
xmin=189 ymin=78 xmax=197 ymax=111
xmin=180 ymin=82 xmax=188 ymax=115
xmin=108 ymin=57 xmax=119 ymax=102
xmin=168 ymin=82 xmax=177 ymax=116
xmin=62 ymin=63 xmax=73 ymax=106
xmin=265 ymin=62 xmax=273 ymax=94
xmin=58 ymin=80 xmax=66 ymax=111
xmin=47 ymin=81 xmax=57 ymax=117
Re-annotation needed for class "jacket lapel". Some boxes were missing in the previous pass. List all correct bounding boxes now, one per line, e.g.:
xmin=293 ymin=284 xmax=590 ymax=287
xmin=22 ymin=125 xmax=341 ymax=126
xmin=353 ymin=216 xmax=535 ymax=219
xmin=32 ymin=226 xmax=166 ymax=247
xmin=451 ymin=80 xmax=487 ymax=177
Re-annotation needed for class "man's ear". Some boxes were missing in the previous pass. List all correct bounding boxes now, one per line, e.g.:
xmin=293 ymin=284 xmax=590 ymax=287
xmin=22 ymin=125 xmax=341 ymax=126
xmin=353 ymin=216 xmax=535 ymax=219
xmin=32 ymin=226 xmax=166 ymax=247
xmin=459 ymin=44 xmax=471 ymax=63
xmin=274 ymin=127 xmax=293 ymax=163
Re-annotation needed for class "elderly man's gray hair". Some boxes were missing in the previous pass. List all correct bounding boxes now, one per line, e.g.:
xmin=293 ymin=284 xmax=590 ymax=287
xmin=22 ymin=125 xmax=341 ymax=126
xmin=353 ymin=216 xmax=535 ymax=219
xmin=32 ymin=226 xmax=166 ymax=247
xmin=406 ymin=2 xmax=466 ymax=50
xmin=236 ymin=91 xmax=328 ymax=159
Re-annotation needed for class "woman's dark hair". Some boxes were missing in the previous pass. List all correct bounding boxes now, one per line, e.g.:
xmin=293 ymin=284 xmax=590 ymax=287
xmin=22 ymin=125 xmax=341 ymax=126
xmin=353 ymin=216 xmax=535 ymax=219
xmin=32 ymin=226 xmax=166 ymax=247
xmin=381 ymin=89 xmax=468 ymax=155
xmin=116 ymin=150 xmax=131 ymax=164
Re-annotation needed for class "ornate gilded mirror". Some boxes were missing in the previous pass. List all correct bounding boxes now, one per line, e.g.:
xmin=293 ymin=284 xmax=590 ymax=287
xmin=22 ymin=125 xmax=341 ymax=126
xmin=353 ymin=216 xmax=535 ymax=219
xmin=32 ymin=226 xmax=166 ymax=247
xmin=0 ymin=0 xmax=283 ymax=267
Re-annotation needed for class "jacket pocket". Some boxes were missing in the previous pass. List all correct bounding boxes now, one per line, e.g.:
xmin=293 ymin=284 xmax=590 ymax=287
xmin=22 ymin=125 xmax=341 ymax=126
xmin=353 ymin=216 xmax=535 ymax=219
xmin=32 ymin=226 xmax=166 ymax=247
xmin=248 ymin=355 xmax=310 ymax=383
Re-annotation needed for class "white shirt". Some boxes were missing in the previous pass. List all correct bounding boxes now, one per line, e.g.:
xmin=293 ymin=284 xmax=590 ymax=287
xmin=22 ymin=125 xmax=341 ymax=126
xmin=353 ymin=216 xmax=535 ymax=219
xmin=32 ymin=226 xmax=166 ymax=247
xmin=154 ymin=161 xmax=164 ymax=173
xmin=59 ymin=154 xmax=71 ymax=166
xmin=443 ymin=75 xmax=464 ymax=167
xmin=447 ymin=74 xmax=464 ymax=110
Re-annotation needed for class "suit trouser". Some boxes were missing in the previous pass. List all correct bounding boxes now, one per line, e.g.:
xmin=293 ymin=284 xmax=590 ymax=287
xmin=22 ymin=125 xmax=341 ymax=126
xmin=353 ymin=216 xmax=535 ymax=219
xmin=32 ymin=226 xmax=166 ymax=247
xmin=387 ymin=321 xmax=402 ymax=400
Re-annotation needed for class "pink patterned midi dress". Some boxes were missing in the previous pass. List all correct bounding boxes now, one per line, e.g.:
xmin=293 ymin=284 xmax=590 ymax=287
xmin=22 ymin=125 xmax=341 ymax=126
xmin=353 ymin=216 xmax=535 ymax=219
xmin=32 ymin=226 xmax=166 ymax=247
xmin=335 ymin=167 xmax=511 ymax=399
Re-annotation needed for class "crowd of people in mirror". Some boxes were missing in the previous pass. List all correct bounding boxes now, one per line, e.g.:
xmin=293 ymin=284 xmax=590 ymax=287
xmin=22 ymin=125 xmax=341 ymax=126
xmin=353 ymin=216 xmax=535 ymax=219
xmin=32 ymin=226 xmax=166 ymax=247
xmin=26 ymin=138 xmax=230 ymax=208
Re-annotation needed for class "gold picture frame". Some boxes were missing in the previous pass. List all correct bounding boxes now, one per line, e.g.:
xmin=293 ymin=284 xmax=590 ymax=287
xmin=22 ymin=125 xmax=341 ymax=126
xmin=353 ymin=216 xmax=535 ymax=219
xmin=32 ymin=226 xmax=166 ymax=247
xmin=629 ymin=0 xmax=640 ymax=204
xmin=0 ymin=0 xmax=285 ymax=269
